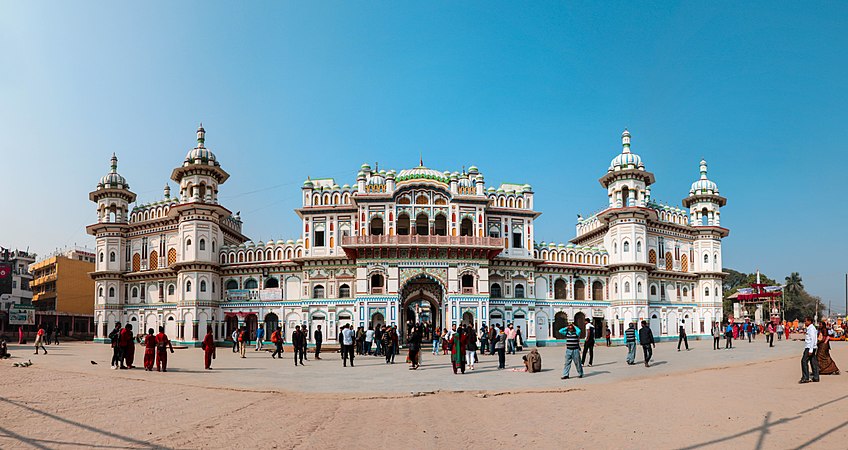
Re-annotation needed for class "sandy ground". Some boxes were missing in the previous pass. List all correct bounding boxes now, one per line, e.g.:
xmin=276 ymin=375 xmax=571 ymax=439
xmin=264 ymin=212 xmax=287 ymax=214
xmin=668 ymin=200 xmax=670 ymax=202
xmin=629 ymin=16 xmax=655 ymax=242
xmin=1 ymin=338 xmax=847 ymax=449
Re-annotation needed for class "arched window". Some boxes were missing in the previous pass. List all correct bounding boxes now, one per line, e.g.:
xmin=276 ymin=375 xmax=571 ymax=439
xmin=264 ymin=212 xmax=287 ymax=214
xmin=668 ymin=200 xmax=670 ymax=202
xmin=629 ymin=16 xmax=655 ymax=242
xmin=244 ymin=279 xmax=258 ymax=290
xmin=514 ymin=284 xmax=525 ymax=298
xmin=225 ymin=279 xmax=239 ymax=290
xmin=313 ymin=284 xmax=325 ymax=299
xmin=212 ymin=241 xmax=216 ymax=252
xmin=574 ymin=280 xmax=586 ymax=300
xmin=370 ymin=274 xmax=384 ymax=294
xmin=186 ymin=280 xmax=192 ymax=292
xmin=99 ymin=252 xmax=104 ymax=262
xmin=199 ymin=239 xmax=206 ymax=251
xmin=554 ymin=279 xmax=567 ymax=299
xmin=434 ymin=214 xmax=447 ymax=236
xmin=650 ymin=285 xmax=657 ymax=296
xmin=339 ymin=284 xmax=351 ymax=298
xmin=592 ymin=281 xmax=604 ymax=300
xmin=132 ymin=287 xmax=138 ymax=298
xmin=461 ymin=274 xmax=474 ymax=293
xmin=704 ymin=253 xmax=709 ymax=264
xmin=369 ymin=217 xmax=384 ymax=236
xmin=636 ymin=241 xmax=642 ymax=253
xmin=109 ymin=252 xmax=116 ymax=262
xmin=98 ymin=287 xmax=103 ymax=297
xmin=614 ymin=242 xmax=618 ymax=254
xmin=460 ymin=217 xmax=473 ymax=237
xmin=621 ymin=186 xmax=630 ymax=206
xmin=637 ymin=282 xmax=643 ymax=293
xmin=415 ymin=213 xmax=429 ymax=235
xmin=624 ymin=282 xmax=630 ymax=293
xmin=682 ymin=287 xmax=688 ymax=297
xmin=704 ymin=287 xmax=710 ymax=298
xmin=623 ymin=241 xmax=630 ymax=252
xmin=491 ymin=283 xmax=502 ymax=298
xmin=397 ymin=214 xmax=410 ymax=235
xmin=168 ymin=284 xmax=175 ymax=295
xmin=264 ymin=277 xmax=279 ymax=288
xmin=200 ymin=280 xmax=207 ymax=292
xmin=108 ymin=287 xmax=115 ymax=297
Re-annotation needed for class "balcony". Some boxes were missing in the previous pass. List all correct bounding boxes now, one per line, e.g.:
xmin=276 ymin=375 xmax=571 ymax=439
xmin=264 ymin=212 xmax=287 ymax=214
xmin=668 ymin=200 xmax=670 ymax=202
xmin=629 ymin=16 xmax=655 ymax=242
xmin=461 ymin=287 xmax=475 ymax=295
xmin=226 ymin=288 xmax=283 ymax=302
xmin=342 ymin=235 xmax=504 ymax=249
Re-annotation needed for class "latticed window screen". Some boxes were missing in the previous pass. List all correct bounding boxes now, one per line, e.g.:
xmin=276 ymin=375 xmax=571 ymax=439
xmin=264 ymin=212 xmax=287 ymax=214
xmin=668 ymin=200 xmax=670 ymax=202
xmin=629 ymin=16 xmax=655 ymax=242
xmin=680 ymin=254 xmax=688 ymax=272
xmin=648 ymin=249 xmax=657 ymax=264
xmin=167 ymin=248 xmax=177 ymax=266
xmin=665 ymin=253 xmax=673 ymax=270
xmin=132 ymin=253 xmax=141 ymax=272
xmin=149 ymin=251 xmax=158 ymax=270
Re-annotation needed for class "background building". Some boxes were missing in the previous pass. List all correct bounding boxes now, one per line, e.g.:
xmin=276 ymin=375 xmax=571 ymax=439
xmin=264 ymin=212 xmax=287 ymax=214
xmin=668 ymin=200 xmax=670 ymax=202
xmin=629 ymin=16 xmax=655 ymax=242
xmin=0 ymin=248 xmax=36 ymax=335
xmin=28 ymin=247 xmax=96 ymax=338
xmin=89 ymin=126 xmax=728 ymax=346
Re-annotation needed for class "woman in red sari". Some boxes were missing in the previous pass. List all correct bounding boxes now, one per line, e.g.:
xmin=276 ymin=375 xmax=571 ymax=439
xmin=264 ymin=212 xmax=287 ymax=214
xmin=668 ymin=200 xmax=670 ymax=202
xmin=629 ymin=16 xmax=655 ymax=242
xmin=449 ymin=325 xmax=468 ymax=374
xmin=120 ymin=323 xmax=136 ymax=369
xmin=143 ymin=328 xmax=156 ymax=371
xmin=202 ymin=325 xmax=216 ymax=370
xmin=817 ymin=322 xmax=840 ymax=375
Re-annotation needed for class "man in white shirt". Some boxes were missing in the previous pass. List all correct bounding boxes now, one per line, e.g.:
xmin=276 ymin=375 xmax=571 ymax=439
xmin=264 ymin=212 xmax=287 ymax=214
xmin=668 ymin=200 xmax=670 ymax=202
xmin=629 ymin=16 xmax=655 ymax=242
xmin=800 ymin=316 xmax=820 ymax=383
xmin=364 ymin=326 xmax=375 ymax=355
xmin=341 ymin=324 xmax=356 ymax=367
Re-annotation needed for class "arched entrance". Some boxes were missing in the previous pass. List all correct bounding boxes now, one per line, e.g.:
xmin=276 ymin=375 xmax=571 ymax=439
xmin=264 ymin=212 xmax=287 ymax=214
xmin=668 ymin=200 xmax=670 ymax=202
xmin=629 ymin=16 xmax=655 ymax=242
xmin=371 ymin=311 xmax=385 ymax=330
xmin=461 ymin=310 xmax=474 ymax=327
xmin=244 ymin=314 xmax=258 ymax=342
xmin=399 ymin=275 xmax=443 ymax=341
xmin=553 ymin=311 xmax=568 ymax=339
xmin=264 ymin=312 xmax=279 ymax=335
xmin=574 ymin=312 xmax=587 ymax=339
xmin=225 ymin=315 xmax=239 ymax=341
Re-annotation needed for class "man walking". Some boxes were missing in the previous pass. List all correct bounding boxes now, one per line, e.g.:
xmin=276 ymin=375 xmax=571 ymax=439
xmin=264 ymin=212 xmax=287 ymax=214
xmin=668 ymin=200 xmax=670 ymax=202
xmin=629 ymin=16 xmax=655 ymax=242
xmin=292 ymin=325 xmax=305 ymax=366
xmin=238 ymin=326 xmax=248 ymax=358
xmin=725 ymin=322 xmax=734 ymax=349
xmin=314 ymin=324 xmax=323 ymax=359
xmin=33 ymin=324 xmax=48 ymax=355
xmin=766 ymin=322 xmax=775 ymax=348
xmin=155 ymin=326 xmax=174 ymax=372
xmin=271 ymin=326 xmax=284 ymax=359
xmin=231 ymin=328 xmax=239 ymax=353
xmin=624 ymin=322 xmax=637 ymax=365
xmin=639 ymin=320 xmax=655 ymax=367
xmin=109 ymin=322 xmax=122 ymax=368
xmin=582 ymin=320 xmax=595 ymax=366
xmin=712 ymin=322 xmax=722 ymax=350
xmin=800 ymin=317 xmax=820 ymax=383
xmin=254 ymin=324 xmax=265 ymax=351
xmin=677 ymin=320 xmax=689 ymax=351
xmin=341 ymin=324 xmax=355 ymax=367
xmin=559 ymin=323 xmax=583 ymax=379
xmin=382 ymin=326 xmax=394 ymax=364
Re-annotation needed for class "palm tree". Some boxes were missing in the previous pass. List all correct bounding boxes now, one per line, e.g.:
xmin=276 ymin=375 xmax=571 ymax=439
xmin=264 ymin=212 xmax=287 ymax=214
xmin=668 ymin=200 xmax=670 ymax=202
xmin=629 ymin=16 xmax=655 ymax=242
xmin=785 ymin=272 xmax=804 ymax=297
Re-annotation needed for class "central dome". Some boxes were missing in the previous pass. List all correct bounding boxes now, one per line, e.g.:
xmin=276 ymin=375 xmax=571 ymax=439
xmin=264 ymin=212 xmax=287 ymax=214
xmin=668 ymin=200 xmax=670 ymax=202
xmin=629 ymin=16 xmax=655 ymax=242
xmin=396 ymin=166 xmax=449 ymax=184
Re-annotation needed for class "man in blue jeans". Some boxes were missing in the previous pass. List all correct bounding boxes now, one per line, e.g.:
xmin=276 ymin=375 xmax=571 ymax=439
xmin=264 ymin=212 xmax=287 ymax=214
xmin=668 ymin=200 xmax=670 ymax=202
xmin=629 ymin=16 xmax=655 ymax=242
xmin=624 ymin=322 xmax=638 ymax=364
xmin=559 ymin=323 xmax=583 ymax=379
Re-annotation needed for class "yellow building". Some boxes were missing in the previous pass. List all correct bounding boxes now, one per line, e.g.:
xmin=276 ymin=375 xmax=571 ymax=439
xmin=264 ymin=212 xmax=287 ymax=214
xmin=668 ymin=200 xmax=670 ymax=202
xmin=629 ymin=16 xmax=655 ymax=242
xmin=29 ymin=248 xmax=96 ymax=336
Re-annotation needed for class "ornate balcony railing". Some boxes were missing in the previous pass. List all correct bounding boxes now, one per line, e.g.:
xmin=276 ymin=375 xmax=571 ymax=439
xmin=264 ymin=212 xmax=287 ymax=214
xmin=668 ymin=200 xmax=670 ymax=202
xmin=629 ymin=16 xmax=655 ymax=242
xmin=342 ymin=235 xmax=504 ymax=248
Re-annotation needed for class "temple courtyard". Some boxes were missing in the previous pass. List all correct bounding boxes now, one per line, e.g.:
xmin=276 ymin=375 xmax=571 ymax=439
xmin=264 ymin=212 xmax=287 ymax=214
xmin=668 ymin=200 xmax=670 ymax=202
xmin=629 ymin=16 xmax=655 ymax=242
xmin=1 ymin=337 xmax=846 ymax=449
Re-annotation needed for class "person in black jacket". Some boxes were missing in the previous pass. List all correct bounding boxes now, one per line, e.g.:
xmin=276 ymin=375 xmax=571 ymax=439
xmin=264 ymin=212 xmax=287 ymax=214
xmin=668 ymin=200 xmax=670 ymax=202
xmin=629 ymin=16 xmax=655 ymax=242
xmin=313 ymin=325 xmax=323 ymax=360
xmin=292 ymin=325 xmax=305 ymax=366
xmin=639 ymin=320 xmax=656 ymax=367
xmin=678 ymin=320 xmax=689 ymax=351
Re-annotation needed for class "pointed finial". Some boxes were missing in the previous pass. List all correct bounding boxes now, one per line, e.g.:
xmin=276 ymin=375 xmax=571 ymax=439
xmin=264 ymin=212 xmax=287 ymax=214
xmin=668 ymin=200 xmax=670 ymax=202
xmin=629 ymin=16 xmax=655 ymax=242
xmin=375 ymin=161 xmax=378 ymax=172
xmin=419 ymin=153 xmax=423 ymax=167
xmin=197 ymin=123 xmax=205 ymax=147
xmin=164 ymin=183 xmax=171 ymax=199
xmin=110 ymin=153 xmax=118 ymax=173
xmin=621 ymin=128 xmax=631 ymax=154
xmin=699 ymin=159 xmax=708 ymax=179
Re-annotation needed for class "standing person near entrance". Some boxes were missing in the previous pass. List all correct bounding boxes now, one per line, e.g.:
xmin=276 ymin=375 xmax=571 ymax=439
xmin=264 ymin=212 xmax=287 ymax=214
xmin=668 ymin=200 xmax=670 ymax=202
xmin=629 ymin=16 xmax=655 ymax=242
xmin=582 ymin=320 xmax=595 ymax=367
xmin=231 ymin=328 xmax=239 ymax=353
xmin=254 ymin=324 xmax=265 ymax=352
xmin=238 ymin=326 xmax=248 ymax=358
xmin=52 ymin=326 xmax=60 ymax=345
xmin=784 ymin=322 xmax=791 ymax=340
xmin=479 ymin=324 xmax=489 ymax=355
xmin=817 ymin=321 xmax=840 ymax=375
xmin=121 ymin=323 xmax=136 ymax=369
xmin=639 ymin=320 xmax=655 ymax=367
xmin=391 ymin=326 xmax=399 ymax=361
xmin=313 ymin=325 xmax=323 ymax=360
xmin=271 ymin=326 xmax=284 ymax=359
xmin=109 ymin=322 xmax=121 ymax=368
xmin=382 ymin=326 xmax=394 ymax=364
xmin=678 ymin=320 xmax=689 ymax=351
xmin=449 ymin=325 xmax=467 ymax=374
xmin=374 ymin=325 xmax=383 ymax=357
xmin=712 ymin=323 xmax=723 ymax=350
xmin=506 ymin=324 xmax=517 ymax=355
xmin=559 ymin=323 xmax=583 ymax=379
xmin=292 ymin=325 xmax=305 ymax=366
xmin=432 ymin=327 xmax=441 ymax=355
xmin=155 ymin=326 xmax=174 ymax=372
xmin=494 ymin=325 xmax=507 ymax=370
xmin=624 ymin=322 xmax=637 ymax=365
xmin=725 ymin=322 xmax=734 ymax=349
xmin=489 ymin=325 xmax=497 ymax=356
xmin=408 ymin=324 xmax=423 ymax=370
xmin=605 ymin=327 xmax=612 ymax=347
xmin=341 ymin=324 xmax=355 ymax=367
xmin=766 ymin=322 xmax=776 ymax=348
xmin=143 ymin=328 xmax=156 ymax=371
xmin=776 ymin=322 xmax=784 ymax=341
xmin=466 ymin=325 xmax=478 ymax=370
xmin=799 ymin=317 xmax=820 ymax=383
xmin=364 ymin=326 xmax=375 ymax=355
xmin=202 ymin=325 xmax=215 ymax=370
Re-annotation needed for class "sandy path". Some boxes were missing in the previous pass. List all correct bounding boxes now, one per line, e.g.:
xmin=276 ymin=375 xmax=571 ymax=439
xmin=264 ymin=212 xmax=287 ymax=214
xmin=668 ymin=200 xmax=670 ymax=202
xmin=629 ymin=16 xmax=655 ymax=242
xmin=1 ymin=343 xmax=847 ymax=449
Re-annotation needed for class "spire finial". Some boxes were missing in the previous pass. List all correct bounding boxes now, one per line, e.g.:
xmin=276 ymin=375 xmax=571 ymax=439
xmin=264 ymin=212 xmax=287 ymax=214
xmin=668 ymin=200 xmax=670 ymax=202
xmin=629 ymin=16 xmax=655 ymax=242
xmin=110 ymin=153 xmax=118 ymax=173
xmin=699 ymin=159 xmax=708 ymax=179
xmin=197 ymin=123 xmax=205 ymax=147
xmin=419 ymin=153 xmax=423 ymax=167
xmin=621 ymin=128 xmax=631 ymax=154
xmin=164 ymin=183 xmax=171 ymax=199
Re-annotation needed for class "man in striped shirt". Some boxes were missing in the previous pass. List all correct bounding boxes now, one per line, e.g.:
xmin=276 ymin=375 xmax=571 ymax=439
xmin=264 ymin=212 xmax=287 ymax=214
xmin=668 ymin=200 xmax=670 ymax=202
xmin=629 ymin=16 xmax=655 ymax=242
xmin=624 ymin=322 xmax=637 ymax=365
xmin=559 ymin=323 xmax=583 ymax=380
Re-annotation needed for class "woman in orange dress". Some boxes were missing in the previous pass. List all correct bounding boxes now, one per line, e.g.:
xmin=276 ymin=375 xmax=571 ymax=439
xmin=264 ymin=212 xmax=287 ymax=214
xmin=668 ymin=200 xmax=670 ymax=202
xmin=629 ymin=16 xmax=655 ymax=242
xmin=143 ymin=328 xmax=156 ymax=371
xmin=202 ymin=326 xmax=216 ymax=370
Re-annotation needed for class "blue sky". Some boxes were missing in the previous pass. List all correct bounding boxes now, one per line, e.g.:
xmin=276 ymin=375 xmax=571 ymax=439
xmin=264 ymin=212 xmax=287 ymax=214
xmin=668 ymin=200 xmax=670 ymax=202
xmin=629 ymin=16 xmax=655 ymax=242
xmin=1 ymin=2 xmax=845 ymax=309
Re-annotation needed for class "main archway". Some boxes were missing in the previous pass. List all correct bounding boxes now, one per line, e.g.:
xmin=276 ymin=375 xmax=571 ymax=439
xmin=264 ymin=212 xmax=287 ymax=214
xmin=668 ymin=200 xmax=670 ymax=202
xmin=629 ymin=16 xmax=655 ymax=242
xmin=399 ymin=275 xmax=444 ymax=342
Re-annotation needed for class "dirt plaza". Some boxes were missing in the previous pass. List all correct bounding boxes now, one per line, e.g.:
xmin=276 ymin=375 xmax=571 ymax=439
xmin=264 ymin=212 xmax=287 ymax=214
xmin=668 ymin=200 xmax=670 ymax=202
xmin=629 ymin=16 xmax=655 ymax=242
xmin=1 ymin=337 xmax=847 ymax=449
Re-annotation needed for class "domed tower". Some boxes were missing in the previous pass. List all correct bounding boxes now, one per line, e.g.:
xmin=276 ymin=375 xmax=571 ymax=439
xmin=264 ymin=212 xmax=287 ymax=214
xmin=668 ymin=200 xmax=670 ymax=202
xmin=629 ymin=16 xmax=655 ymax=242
xmin=682 ymin=159 xmax=728 ymax=309
xmin=87 ymin=154 xmax=136 ymax=339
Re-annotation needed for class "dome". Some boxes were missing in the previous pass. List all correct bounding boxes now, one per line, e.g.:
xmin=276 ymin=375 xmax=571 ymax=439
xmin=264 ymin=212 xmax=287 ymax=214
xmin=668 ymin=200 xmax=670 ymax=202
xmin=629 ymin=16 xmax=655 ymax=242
xmin=396 ymin=166 xmax=449 ymax=184
xmin=458 ymin=176 xmax=473 ymax=187
xmin=360 ymin=163 xmax=371 ymax=171
xmin=302 ymin=179 xmax=314 ymax=188
xmin=609 ymin=128 xmax=643 ymax=171
xmin=97 ymin=153 xmax=129 ymax=190
xmin=367 ymin=174 xmax=386 ymax=185
xmin=468 ymin=165 xmax=479 ymax=174
xmin=689 ymin=159 xmax=719 ymax=195
xmin=184 ymin=125 xmax=219 ymax=167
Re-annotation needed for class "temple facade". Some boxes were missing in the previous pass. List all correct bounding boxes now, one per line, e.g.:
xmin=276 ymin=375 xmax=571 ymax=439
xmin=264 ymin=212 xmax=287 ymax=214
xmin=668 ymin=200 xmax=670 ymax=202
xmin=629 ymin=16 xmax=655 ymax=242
xmin=88 ymin=126 xmax=728 ymax=346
